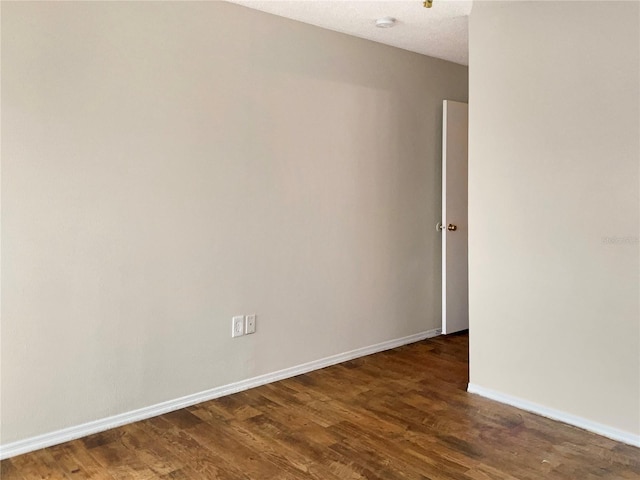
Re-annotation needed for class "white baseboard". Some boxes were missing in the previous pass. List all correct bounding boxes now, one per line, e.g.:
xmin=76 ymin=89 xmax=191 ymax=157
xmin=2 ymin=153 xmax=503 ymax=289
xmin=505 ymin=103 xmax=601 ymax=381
xmin=0 ymin=328 xmax=440 ymax=460
xmin=467 ymin=383 xmax=640 ymax=448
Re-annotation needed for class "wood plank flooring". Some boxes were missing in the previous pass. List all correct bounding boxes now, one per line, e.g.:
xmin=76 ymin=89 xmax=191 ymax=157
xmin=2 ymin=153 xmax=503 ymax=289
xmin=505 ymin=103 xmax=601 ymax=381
xmin=2 ymin=333 xmax=639 ymax=479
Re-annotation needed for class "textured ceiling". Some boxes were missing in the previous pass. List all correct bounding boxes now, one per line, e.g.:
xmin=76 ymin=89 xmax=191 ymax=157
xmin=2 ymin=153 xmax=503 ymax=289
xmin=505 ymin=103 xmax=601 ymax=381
xmin=224 ymin=1 xmax=471 ymax=65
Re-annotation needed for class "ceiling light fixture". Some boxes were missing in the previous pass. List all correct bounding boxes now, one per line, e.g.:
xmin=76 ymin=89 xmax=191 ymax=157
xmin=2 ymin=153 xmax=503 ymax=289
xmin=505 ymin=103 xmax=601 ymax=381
xmin=423 ymin=0 xmax=433 ymax=8
xmin=375 ymin=17 xmax=396 ymax=28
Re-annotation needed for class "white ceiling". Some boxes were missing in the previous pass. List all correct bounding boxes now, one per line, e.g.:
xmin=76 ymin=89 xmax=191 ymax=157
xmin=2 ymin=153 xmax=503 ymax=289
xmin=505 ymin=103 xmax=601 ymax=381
xmin=224 ymin=1 xmax=472 ymax=65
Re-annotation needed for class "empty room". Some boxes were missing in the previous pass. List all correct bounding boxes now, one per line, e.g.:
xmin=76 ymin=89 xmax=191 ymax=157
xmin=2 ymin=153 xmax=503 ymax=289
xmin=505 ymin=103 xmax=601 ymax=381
xmin=1 ymin=1 xmax=638 ymax=479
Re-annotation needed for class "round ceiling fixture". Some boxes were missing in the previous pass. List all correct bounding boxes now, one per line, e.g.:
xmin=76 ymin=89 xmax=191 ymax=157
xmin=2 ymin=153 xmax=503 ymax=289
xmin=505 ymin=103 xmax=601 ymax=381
xmin=375 ymin=17 xmax=396 ymax=28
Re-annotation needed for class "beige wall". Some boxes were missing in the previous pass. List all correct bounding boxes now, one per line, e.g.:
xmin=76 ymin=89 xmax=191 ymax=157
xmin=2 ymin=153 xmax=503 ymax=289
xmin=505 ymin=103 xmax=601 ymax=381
xmin=469 ymin=1 xmax=639 ymax=437
xmin=1 ymin=2 xmax=467 ymax=443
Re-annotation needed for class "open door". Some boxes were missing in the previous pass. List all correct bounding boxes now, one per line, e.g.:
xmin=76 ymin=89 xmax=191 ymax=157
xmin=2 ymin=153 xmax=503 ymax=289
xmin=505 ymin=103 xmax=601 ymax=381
xmin=441 ymin=100 xmax=469 ymax=334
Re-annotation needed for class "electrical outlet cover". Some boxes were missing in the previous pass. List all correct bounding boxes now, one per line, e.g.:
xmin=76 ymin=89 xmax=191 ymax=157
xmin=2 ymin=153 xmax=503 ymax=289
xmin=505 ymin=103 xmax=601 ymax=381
xmin=232 ymin=316 xmax=245 ymax=337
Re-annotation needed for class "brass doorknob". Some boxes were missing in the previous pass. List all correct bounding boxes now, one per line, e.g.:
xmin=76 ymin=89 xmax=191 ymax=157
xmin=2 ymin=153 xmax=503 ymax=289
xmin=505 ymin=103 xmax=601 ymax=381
xmin=447 ymin=224 xmax=457 ymax=231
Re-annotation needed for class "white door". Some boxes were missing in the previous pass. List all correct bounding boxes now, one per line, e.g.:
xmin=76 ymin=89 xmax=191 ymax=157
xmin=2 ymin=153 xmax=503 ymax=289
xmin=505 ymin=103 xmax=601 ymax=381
xmin=441 ymin=100 xmax=469 ymax=334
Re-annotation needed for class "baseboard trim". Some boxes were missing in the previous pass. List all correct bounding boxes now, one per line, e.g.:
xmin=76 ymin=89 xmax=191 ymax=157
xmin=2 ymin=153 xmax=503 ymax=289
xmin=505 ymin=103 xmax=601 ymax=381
xmin=467 ymin=383 xmax=640 ymax=448
xmin=0 ymin=328 xmax=440 ymax=460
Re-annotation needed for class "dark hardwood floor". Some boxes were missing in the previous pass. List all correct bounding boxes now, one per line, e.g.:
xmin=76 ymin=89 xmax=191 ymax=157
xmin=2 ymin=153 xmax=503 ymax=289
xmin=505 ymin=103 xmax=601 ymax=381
xmin=2 ymin=333 xmax=639 ymax=479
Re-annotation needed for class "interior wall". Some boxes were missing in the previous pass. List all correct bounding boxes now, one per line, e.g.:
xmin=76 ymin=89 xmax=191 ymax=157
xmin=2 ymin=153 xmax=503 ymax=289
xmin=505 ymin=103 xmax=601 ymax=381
xmin=1 ymin=1 xmax=468 ymax=444
xmin=469 ymin=1 xmax=639 ymax=437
